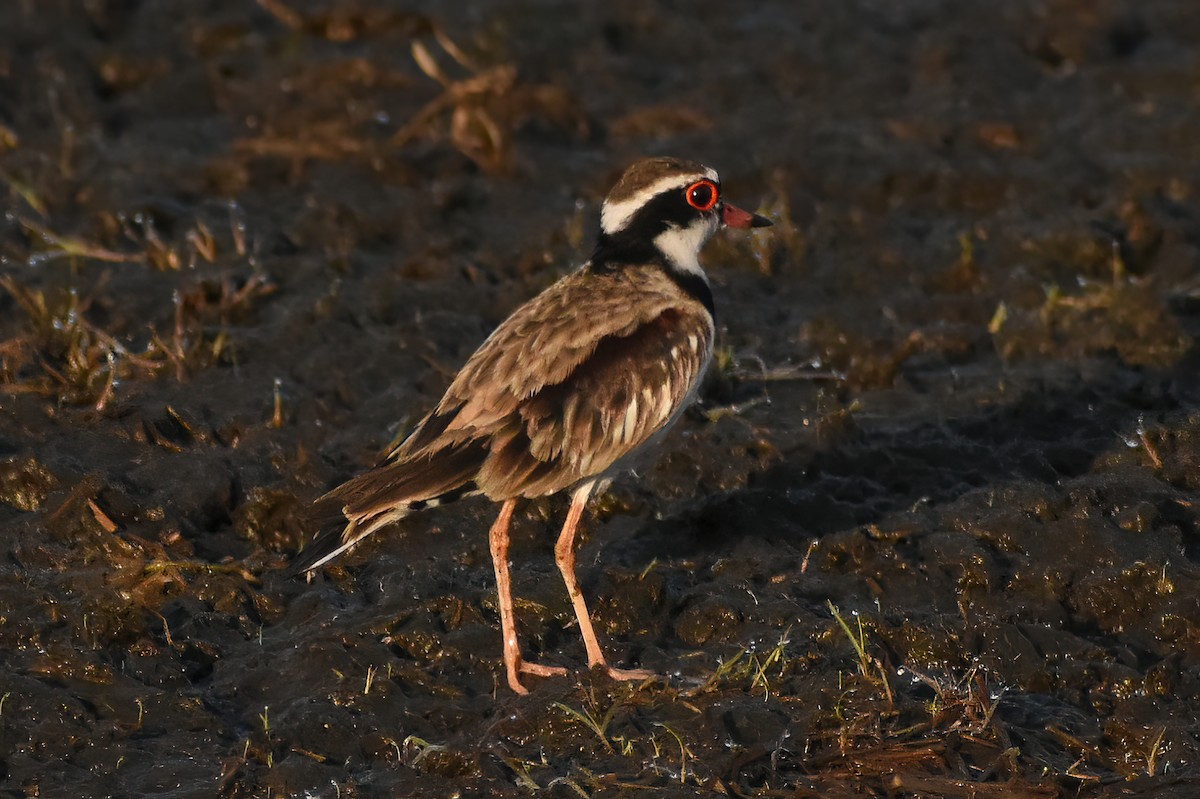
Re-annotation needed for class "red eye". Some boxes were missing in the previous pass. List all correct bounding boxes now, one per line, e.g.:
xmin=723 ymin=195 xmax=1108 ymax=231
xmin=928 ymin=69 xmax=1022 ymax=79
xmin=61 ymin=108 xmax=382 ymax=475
xmin=685 ymin=179 xmax=719 ymax=211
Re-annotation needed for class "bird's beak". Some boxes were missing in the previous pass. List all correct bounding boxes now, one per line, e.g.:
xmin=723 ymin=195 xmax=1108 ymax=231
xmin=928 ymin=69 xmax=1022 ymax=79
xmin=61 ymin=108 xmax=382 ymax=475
xmin=721 ymin=203 xmax=773 ymax=229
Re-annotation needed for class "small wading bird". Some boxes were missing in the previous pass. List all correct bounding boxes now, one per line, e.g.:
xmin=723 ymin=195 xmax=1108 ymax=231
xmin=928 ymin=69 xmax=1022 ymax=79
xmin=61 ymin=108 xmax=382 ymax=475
xmin=293 ymin=157 xmax=771 ymax=693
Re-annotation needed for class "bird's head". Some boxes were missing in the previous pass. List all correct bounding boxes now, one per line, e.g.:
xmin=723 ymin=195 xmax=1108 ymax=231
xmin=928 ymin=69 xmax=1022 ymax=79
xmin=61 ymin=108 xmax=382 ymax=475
xmin=594 ymin=157 xmax=771 ymax=275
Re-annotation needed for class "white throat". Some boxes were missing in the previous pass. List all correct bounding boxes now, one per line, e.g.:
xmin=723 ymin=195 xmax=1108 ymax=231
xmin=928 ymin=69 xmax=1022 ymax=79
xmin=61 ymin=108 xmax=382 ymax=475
xmin=653 ymin=218 xmax=716 ymax=277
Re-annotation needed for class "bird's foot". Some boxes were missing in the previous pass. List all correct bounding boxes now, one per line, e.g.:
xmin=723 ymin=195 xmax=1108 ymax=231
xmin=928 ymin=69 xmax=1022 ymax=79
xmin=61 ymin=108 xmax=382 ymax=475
xmin=505 ymin=657 xmax=567 ymax=695
xmin=601 ymin=664 xmax=657 ymax=683
xmin=520 ymin=660 xmax=568 ymax=678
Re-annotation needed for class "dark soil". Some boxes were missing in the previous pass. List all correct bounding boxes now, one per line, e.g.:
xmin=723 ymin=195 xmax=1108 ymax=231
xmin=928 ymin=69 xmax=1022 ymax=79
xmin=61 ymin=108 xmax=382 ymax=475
xmin=3 ymin=1 xmax=1200 ymax=796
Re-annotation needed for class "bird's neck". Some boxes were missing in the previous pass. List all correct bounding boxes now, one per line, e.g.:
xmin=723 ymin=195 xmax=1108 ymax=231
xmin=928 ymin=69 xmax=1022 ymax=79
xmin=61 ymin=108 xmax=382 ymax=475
xmin=587 ymin=229 xmax=715 ymax=317
xmin=590 ymin=222 xmax=710 ymax=273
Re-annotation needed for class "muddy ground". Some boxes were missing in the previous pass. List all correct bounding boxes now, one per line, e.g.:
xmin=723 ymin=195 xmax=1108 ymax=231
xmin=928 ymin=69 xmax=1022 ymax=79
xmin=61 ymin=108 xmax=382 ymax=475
xmin=2 ymin=0 xmax=1200 ymax=796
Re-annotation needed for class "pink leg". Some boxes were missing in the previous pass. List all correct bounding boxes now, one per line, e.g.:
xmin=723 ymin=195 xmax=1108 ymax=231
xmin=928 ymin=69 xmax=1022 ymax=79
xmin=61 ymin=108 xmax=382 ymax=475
xmin=488 ymin=499 xmax=566 ymax=694
xmin=554 ymin=481 xmax=655 ymax=683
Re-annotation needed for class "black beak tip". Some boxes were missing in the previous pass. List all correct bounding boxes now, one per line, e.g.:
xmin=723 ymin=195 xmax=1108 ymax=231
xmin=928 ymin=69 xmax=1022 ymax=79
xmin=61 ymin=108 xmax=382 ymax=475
xmin=751 ymin=213 xmax=773 ymax=228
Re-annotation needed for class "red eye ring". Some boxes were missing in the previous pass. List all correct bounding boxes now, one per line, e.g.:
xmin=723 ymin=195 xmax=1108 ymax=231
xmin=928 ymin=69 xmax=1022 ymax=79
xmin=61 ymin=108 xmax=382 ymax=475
xmin=685 ymin=179 xmax=719 ymax=212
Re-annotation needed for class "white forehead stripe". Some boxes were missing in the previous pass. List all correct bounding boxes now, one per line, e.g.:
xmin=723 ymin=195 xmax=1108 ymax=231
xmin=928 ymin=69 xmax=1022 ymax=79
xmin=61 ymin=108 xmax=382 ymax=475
xmin=600 ymin=167 xmax=719 ymax=235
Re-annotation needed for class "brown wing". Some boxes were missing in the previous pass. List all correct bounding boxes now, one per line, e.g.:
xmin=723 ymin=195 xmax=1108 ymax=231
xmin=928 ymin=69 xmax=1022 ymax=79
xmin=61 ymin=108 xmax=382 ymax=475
xmin=386 ymin=263 xmax=713 ymax=499
xmin=389 ymin=265 xmax=703 ymax=459
xmin=478 ymin=305 xmax=713 ymax=498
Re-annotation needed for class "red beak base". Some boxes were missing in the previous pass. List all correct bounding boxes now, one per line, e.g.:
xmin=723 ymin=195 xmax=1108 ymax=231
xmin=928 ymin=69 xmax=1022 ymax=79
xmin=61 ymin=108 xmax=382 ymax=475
xmin=722 ymin=203 xmax=773 ymax=229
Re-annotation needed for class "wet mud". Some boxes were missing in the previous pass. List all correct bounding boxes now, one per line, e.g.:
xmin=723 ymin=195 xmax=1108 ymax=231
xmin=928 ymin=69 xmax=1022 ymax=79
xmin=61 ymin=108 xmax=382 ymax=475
xmin=3 ymin=0 xmax=1200 ymax=796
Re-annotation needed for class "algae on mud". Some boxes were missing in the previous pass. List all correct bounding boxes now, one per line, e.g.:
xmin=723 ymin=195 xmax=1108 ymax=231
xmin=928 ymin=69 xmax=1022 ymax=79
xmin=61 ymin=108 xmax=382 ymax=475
xmin=3 ymin=0 xmax=1200 ymax=797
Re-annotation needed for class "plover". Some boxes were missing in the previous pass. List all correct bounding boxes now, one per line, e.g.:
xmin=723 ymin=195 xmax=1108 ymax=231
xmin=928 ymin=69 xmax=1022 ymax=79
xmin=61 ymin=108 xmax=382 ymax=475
xmin=294 ymin=157 xmax=771 ymax=693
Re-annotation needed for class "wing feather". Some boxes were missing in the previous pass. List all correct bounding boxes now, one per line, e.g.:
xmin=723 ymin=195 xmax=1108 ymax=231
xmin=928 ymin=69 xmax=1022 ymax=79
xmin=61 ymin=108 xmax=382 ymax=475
xmin=477 ymin=305 xmax=712 ymax=497
xmin=422 ymin=268 xmax=688 ymax=441
xmin=357 ymin=263 xmax=712 ymax=506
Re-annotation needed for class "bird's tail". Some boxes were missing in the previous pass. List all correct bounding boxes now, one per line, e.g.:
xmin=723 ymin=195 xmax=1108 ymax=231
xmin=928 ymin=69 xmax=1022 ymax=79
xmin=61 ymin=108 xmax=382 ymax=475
xmin=289 ymin=442 xmax=485 ymax=576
